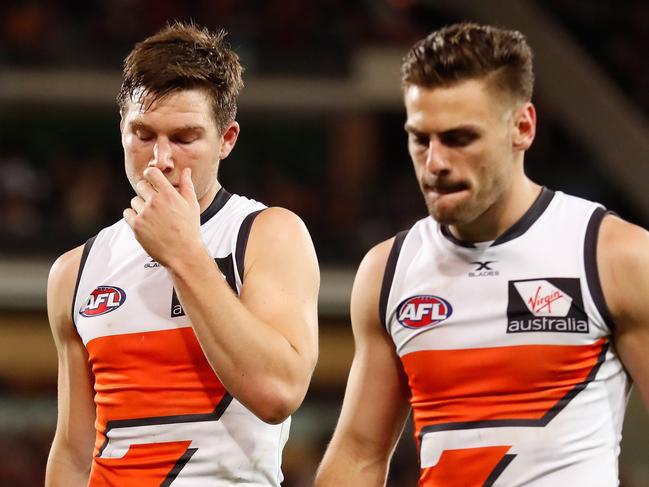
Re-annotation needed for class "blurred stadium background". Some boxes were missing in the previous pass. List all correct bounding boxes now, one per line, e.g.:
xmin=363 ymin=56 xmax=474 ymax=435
xmin=0 ymin=0 xmax=648 ymax=485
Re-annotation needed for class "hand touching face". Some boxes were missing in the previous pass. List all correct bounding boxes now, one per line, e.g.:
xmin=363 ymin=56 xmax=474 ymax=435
xmin=120 ymin=88 xmax=239 ymax=214
xmin=123 ymin=166 xmax=202 ymax=267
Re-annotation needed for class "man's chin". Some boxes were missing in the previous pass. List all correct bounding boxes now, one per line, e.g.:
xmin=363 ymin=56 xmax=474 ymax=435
xmin=428 ymin=210 xmax=463 ymax=225
xmin=426 ymin=196 xmax=470 ymax=224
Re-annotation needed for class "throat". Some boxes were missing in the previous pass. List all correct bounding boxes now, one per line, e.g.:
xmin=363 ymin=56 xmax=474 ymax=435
xmin=445 ymin=183 xmax=544 ymax=245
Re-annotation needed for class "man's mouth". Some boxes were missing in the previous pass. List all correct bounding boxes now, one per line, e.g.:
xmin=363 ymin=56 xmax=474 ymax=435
xmin=424 ymin=183 xmax=468 ymax=195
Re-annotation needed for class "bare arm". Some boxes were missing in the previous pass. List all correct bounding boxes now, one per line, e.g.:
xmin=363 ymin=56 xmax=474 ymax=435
xmin=168 ymin=206 xmax=319 ymax=423
xmin=598 ymin=215 xmax=649 ymax=410
xmin=315 ymin=238 xmax=411 ymax=486
xmin=124 ymin=167 xmax=319 ymax=423
xmin=45 ymin=247 xmax=97 ymax=486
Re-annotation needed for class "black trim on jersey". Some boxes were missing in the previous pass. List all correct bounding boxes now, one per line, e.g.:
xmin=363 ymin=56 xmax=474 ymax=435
xmin=440 ymin=225 xmax=475 ymax=248
xmin=97 ymin=394 xmax=233 ymax=457
xmin=492 ymin=188 xmax=554 ymax=245
xmin=200 ymin=187 xmax=232 ymax=225
xmin=171 ymin=256 xmax=238 ymax=317
xmin=379 ymin=230 xmax=409 ymax=330
xmin=440 ymin=187 xmax=555 ymax=248
xmin=161 ymin=448 xmax=198 ymax=487
xmin=235 ymin=209 xmax=265 ymax=283
xmin=215 ymin=255 xmax=237 ymax=293
xmin=419 ymin=341 xmax=608 ymax=437
xmin=483 ymin=454 xmax=517 ymax=487
xmin=584 ymin=207 xmax=615 ymax=331
xmin=70 ymin=235 xmax=97 ymax=326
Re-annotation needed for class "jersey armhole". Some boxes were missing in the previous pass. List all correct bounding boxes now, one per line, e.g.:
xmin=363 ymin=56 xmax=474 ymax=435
xmin=70 ymin=235 xmax=97 ymax=326
xmin=235 ymin=209 xmax=265 ymax=285
xmin=584 ymin=207 xmax=616 ymax=332
xmin=379 ymin=230 xmax=409 ymax=330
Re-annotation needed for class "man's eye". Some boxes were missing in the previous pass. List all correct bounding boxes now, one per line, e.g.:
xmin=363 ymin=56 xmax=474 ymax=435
xmin=136 ymin=131 xmax=154 ymax=141
xmin=172 ymin=134 xmax=199 ymax=144
xmin=175 ymin=137 xmax=197 ymax=145
xmin=410 ymin=133 xmax=429 ymax=147
xmin=441 ymin=132 xmax=478 ymax=147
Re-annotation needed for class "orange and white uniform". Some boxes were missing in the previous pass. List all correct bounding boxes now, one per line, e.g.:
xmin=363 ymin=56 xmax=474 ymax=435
xmin=72 ymin=189 xmax=290 ymax=486
xmin=381 ymin=189 xmax=630 ymax=486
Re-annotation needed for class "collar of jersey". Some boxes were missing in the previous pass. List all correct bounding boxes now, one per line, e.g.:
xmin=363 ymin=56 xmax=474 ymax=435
xmin=200 ymin=187 xmax=233 ymax=225
xmin=439 ymin=187 xmax=555 ymax=248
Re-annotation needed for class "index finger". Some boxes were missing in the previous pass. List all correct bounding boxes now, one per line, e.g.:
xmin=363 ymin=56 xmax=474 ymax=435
xmin=135 ymin=179 xmax=157 ymax=201
xmin=143 ymin=167 xmax=175 ymax=194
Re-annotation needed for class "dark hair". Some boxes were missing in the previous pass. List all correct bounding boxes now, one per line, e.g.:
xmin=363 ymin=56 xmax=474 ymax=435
xmin=117 ymin=21 xmax=244 ymax=133
xmin=401 ymin=22 xmax=534 ymax=102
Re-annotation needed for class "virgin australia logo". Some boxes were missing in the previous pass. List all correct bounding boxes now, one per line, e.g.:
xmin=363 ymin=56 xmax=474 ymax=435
xmin=506 ymin=278 xmax=589 ymax=333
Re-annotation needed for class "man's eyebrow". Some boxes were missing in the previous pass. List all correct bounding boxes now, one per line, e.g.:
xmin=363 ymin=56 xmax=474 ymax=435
xmin=128 ymin=121 xmax=152 ymax=132
xmin=442 ymin=124 xmax=482 ymax=133
xmin=127 ymin=122 xmax=205 ymax=133
xmin=404 ymin=123 xmax=483 ymax=134
xmin=175 ymin=125 xmax=205 ymax=133
xmin=404 ymin=123 xmax=428 ymax=136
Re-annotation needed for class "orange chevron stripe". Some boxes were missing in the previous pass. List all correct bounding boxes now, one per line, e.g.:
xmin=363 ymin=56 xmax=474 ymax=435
xmin=420 ymin=446 xmax=512 ymax=487
xmin=86 ymin=327 xmax=227 ymax=454
xmin=89 ymin=441 xmax=192 ymax=487
xmin=401 ymin=339 xmax=606 ymax=437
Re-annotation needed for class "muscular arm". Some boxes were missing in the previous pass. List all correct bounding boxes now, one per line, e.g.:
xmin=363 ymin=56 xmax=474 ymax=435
xmin=315 ymin=239 xmax=411 ymax=486
xmin=598 ymin=215 xmax=649 ymax=410
xmin=124 ymin=168 xmax=319 ymax=423
xmin=169 ymin=207 xmax=319 ymax=423
xmin=45 ymin=247 xmax=97 ymax=486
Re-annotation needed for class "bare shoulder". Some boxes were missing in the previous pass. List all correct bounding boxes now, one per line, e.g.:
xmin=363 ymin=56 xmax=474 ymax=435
xmin=598 ymin=213 xmax=649 ymax=253
xmin=49 ymin=245 xmax=85 ymax=298
xmin=355 ymin=237 xmax=397 ymax=294
xmin=50 ymin=246 xmax=85 ymax=283
xmin=243 ymin=206 xmax=318 ymax=278
xmin=250 ymin=206 xmax=311 ymax=238
xmin=48 ymin=245 xmax=85 ymax=340
xmin=598 ymin=214 xmax=649 ymax=408
xmin=597 ymin=214 xmax=649 ymax=324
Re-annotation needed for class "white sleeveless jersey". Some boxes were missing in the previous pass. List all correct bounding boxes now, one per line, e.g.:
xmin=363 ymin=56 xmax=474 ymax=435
xmin=380 ymin=189 xmax=630 ymax=487
xmin=72 ymin=189 xmax=290 ymax=486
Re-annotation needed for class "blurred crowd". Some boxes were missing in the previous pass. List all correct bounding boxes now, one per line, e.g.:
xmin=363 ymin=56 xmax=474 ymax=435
xmin=1 ymin=0 xmax=450 ymax=74
xmin=1 ymin=0 xmax=646 ymax=263
xmin=545 ymin=0 xmax=649 ymax=115
xmin=2 ymin=0 xmax=647 ymax=112
xmin=1 ymin=0 xmax=647 ymax=262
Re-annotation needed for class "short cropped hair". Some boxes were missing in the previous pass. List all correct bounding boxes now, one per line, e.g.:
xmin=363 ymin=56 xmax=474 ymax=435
xmin=117 ymin=21 xmax=244 ymax=133
xmin=401 ymin=22 xmax=534 ymax=102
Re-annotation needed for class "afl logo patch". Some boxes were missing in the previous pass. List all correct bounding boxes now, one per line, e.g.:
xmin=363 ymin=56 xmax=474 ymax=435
xmin=397 ymin=295 xmax=452 ymax=329
xmin=80 ymin=286 xmax=126 ymax=317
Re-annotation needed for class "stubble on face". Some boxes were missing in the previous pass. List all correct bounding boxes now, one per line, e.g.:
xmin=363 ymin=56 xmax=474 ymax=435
xmin=120 ymin=89 xmax=224 ymax=207
xmin=406 ymin=80 xmax=518 ymax=230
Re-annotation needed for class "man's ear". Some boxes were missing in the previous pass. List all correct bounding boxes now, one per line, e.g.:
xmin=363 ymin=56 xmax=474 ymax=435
xmin=219 ymin=121 xmax=240 ymax=160
xmin=512 ymin=102 xmax=536 ymax=151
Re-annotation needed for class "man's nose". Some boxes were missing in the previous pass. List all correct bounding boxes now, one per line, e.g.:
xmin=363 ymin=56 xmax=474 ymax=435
xmin=424 ymin=139 xmax=450 ymax=175
xmin=149 ymin=138 xmax=174 ymax=171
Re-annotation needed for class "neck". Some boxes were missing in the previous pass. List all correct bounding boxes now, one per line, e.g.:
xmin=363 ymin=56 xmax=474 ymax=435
xmin=448 ymin=178 xmax=542 ymax=243
xmin=198 ymin=179 xmax=222 ymax=213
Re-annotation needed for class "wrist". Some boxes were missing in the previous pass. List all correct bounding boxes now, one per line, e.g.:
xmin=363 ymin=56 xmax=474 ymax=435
xmin=165 ymin=240 xmax=211 ymax=278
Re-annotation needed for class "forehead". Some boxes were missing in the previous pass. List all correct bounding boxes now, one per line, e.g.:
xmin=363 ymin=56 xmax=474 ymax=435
xmin=404 ymin=79 xmax=507 ymax=131
xmin=122 ymin=88 xmax=214 ymax=128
